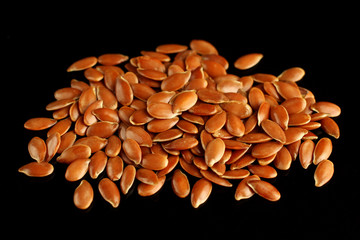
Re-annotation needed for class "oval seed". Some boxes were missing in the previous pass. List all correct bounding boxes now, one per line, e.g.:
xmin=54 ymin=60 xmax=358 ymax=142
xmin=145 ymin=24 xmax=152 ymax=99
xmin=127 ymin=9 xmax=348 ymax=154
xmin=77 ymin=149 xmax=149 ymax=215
xmin=73 ymin=180 xmax=93 ymax=210
xmin=18 ymin=162 xmax=54 ymax=177
xmin=123 ymin=138 xmax=142 ymax=165
xmin=314 ymin=160 xmax=334 ymax=187
xmin=191 ymin=178 xmax=212 ymax=208
xmin=313 ymin=137 xmax=332 ymax=165
xmin=251 ymin=141 xmax=283 ymax=159
xmin=205 ymin=138 xmax=225 ymax=167
xmin=106 ymin=156 xmax=124 ymax=181
xmin=190 ymin=39 xmax=218 ymax=55
xmin=171 ymin=169 xmax=190 ymax=198
xmin=24 ymin=118 xmax=57 ymax=131
xmin=136 ymin=168 xmax=158 ymax=185
xmin=321 ymin=117 xmax=340 ymax=139
xmin=65 ymin=158 xmax=90 ymax=182
xmin=247 ymin=180 xmax=281 ymax=201
xmin=311 ymin=101 xmax=341 ymax=117
xmin=261 ymin=119 xmax=286 ymax=144
xmin=98 ymin=53 xmax=128 ymax=65
xmin=138 ymin=175 xmax=166 ymax=197
xmin=235 ymin=175 xmax=261 ymax=201
xmin=299 ymin=139 xmax=315 ymax=169
xmin=67 ymin=56 xmax=97 ymax=72
xmin=57 ymin=144 xmax=91 ymax=164
xmin=141 ymin=153 xmax=168 ymax=170
xmin=234 ymin=53 xmax=263 ymax=70
xmin=278 ymin=67 xmax=305 ymax=82
xmin=45 ymin=132 xmax=61 ymax=162
xmin=98 ymin=178 xmax=120 ymax=208
xmin=120 ymin=165 xmax=136 ymax=195
xmin=28 ymin=136 xmax=47 ymax=162
xmin=89 ymin=151 xmax=108 ymax=179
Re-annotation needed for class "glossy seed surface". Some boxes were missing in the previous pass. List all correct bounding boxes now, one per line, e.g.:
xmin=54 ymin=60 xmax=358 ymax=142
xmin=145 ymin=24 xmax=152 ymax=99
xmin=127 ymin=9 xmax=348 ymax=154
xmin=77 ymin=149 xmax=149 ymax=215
xmin=22 ymin=39 xmax=341 ymax=210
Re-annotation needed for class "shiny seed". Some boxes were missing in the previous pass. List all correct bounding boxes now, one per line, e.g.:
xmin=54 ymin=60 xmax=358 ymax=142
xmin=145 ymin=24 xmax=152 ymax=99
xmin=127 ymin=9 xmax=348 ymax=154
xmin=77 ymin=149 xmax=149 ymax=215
xmin=313 ymin=137 xmax=332 ymax=165
xmin=251 ymin=141 xmax=283 ymax=159
xmin=191 ymin=178 xmax=212 ymax=208
xmin=57 ymin=144 xmax=91 ymax=164
xmin=45 ymin=132 xmax=61 ymax=162
xmin=120 ymin=165 xmax=136 ymax=194
xmin=320 ymin=117 xmax=340 ymax=139
xmin=98 ymin=178 xmax=120 ymax=208
xmin=161 ymin=71 xmax=191 ymax=91
xmin=24 ymin=118 xmax=57 ymax=131
xmin=172 ymin=91 xmax=198 ymax=113
xmin=314 ymin=159 xmax=334 ymax=187
xmin=270 ymin=105 xmax=289 ymax=130
xmin=234 ymin=175 xmax=261 ymax=201
xmin=163 ymin=137 xmax=198 ymax=151
xmin=73 ymin=180 xmax=93 ymax=210
xmin=89 ymin=151 xmax=108 ymax=179
xmin=136 ymin=168 xmax=159 ymax=185
xmin=205 ymin=138 xmax=225 ymax=167
xmin=67 ymin=56 xmax=97 ymax=72
xmin=311 ymin=101 xmax=341 ymax=117
xmin=28 ymin=136 xmax=47 ymax=162
xmin=115 ymin=76 xmax=133 ymax=106
xmin=65 ymin=158 xmax=90 ymax=182
xmin=171 ymin=169 xmax=190 ymax=198
xmin=205 ymin=111 xmax=227 ymax=133
xmin=190 ymin=39 xmax=218 ymax=55
xmin=86 ymin=121 xmax=119 ymax=138
xmin=141 ymin=153 xmax=168 ymax=170
xmin=200 ymin=169 xmax=232 ymax=187
xmin=237 ymin=132 xmax=272 ymax=144
xmin=248 ymin=165 xmax=277 ymax=178
xmin=278 ymin=67 xmax=305 ymax=82
xmin=299 ymin=139 xmax=315 ymax=169
xmin=147 ymin=118 xmax=179 ymax=133
xmin=125 ymin=126 xmax=153 ymax=147
xmin=284 ymin=127 xmax=308 ymax=145
xmin=234 ymin=53 xmax=263 ymax=70
xmin=18 ymin=162 xmax=54 ymax=177
xmin=273 ymin=146 xmax=292 ymax=170
xmin=98 ymin=53 xmax=128 ymax=65
xmin=273 ymin=81 xmax=302 ymax=100
xmin=261 ymin=119 xmax=286 ymax=144
xmin=156 ymin=44 xmax=188 ymax=54
xmin=123 ymin=138 xmax=142 ymax=165
xmin=74 ymin=136 xmax=108 ymax=153
xmin=138 ymin=175 xmax=166 ymax=197
xmin=106 ymin=156 xmax=124 ymax=181
xmin=247 ymin=180 xmax=281 ymax=201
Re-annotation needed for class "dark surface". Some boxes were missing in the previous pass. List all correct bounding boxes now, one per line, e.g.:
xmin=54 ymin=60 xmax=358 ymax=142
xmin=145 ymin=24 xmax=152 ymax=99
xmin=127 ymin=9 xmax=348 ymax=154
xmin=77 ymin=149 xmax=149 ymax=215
xmin=10 ymin=8 xmax=357 ymax=239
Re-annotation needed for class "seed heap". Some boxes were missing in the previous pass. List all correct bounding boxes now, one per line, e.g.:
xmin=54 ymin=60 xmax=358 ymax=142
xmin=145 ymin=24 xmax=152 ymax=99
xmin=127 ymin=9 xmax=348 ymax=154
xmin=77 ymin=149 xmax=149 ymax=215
xmin=21 ymin=40 xmax=341 ymax=209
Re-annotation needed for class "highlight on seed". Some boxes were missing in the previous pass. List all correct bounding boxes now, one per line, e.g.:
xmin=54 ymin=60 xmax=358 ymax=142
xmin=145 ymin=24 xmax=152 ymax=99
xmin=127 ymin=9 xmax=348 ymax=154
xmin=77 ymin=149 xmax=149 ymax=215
xmin=20 ymin=39 xmax=341 ymax=210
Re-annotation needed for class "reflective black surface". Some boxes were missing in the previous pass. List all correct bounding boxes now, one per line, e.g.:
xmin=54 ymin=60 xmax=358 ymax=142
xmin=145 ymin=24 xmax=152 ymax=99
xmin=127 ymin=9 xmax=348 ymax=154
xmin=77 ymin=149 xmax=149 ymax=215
xmin=11 ymin=10 xmax=357 ymax=239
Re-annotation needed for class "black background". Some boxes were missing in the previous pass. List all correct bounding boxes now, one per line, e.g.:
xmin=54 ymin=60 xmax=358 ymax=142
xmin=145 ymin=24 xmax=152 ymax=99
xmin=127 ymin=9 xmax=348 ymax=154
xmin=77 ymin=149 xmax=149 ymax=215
xmin=9 ymin=5 xmax=357 ymax=239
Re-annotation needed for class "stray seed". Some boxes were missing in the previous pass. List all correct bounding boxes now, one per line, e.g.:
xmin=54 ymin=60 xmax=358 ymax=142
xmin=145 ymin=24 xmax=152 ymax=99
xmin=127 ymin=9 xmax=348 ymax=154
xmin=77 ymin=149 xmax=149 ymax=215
xmin=314 ymin=160 xmax=334 ymax=187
